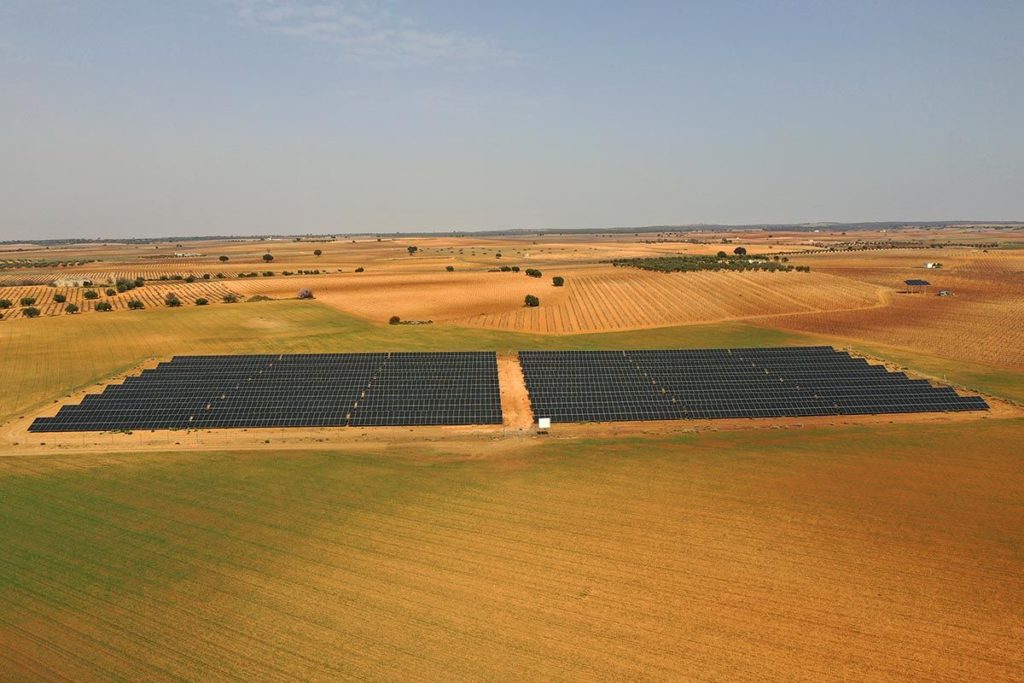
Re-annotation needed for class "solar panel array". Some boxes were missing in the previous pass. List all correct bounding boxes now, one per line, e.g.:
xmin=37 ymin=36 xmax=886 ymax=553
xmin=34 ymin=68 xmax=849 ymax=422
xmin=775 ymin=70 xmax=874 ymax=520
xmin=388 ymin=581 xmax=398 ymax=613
xmin=29 ymin=352 xmax=502 ymax=432
xmin=519 ymin=346 xmax=988 ymax=423
xmin=904 ymin=279 xmax=931 ymax=286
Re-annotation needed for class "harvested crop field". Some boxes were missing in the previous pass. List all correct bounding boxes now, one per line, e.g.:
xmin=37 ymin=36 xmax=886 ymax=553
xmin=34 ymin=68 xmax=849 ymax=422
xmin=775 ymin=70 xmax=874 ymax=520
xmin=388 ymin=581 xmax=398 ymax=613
xmin=229 ymin=267 xmax=884 ymax=333
xmin=1 ymin=420 xmax=1022 ymax=680
xmin=0 ymin=282 xmax=236 ymax=318
xmin=454 ymin=267 xmax=883 ymax=333
xmin=758 ymin=248 xmax=1024 ymax=370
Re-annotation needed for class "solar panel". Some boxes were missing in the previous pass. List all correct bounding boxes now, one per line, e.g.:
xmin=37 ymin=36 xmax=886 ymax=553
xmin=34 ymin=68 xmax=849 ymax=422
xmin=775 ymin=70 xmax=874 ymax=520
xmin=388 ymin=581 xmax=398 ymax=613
xmin=29 ymin=352 xmax=503 ymax=432
xmin=519 ymin=346 xmax=988 ymax=423
xmin=904 ymin=279 xmax=930 ymax=286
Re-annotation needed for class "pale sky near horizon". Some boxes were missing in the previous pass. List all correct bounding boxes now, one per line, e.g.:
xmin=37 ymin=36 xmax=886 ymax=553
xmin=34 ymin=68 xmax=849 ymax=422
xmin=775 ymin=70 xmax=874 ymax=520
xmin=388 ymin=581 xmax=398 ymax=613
xmin=1 ymin=1 xmax=1022 ymax=240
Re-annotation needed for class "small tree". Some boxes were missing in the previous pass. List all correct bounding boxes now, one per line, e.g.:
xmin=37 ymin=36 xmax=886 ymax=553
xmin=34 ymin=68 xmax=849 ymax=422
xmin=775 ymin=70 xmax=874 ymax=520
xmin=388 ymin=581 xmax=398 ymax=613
xmin=297 ymin=289 xmax=314 ymax=299
xmin=164 ymin=293 xmax=182 ymax=307
xmin=314 ymin=249 xmax=322 ymax=257
xmin=733 ymin=246 xmax=747 ymax=256
xmin=524 ymin=294 xmax=539 ymax=307
xmin=552 ymin=276 xmax=564 ymax=287
xmin=134 ymin=277 xmax=145 ymax=287
xmin=20 ymin=296 xmax=36 ymax=306
xmin=127 ymin=299 xmax=145 ymax=310
xmin=219 ymin=255 xmax=229 ymax=262
xmin=65 ymin=303 xmax=79 ymax=314
xmin=716 ymin=251 xmax=728 ymax=259
xmin=185 ymin=275 xmax=196 ymax=283
xmin=389 ymin=315 xmax=401 ymax=325
xmin=355 ymin=267 xmax=365 ymax=273
xmin=446 ymin=265 xmax=455 ymax=272
xmin=0 ymin=299 xmax=11 ymax=309
xmin=194 ymin=298 xmax=208 ymax=306
xmin=511 ymin=266 xmax=520 ymax=272
xmin=53 ymin=293 xmax=67 ymax=303
xmin=223 ymin=293 xmax=239 ymax=303
xmin=84 ymin=290 xmax=99 ymax=300
xmin=105 ymin=288 xmax=116 ymax=296
xmin=94 ymin=302 xmax=112 ymax=312
xmin=262 ymin=253 xmax=274 ymax=263
xmin=407 ymin=246 xmax=418 ymax=256
xmin=23 ymin=306 xmax=41 ymax=318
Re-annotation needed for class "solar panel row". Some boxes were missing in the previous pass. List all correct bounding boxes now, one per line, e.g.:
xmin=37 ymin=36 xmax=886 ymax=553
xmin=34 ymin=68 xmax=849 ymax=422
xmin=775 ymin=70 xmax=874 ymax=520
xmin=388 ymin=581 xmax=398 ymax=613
xmin=29 ymin=352 xmax=502 ymax=432
xmin=519 ymin=346 xmax=988 ymax=423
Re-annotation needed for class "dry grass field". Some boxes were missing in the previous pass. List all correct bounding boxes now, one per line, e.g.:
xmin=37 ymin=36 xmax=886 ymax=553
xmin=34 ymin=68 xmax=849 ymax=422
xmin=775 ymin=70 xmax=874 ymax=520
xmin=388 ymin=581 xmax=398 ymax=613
xmin=2 ymin=227 xmax=1024 ymax=680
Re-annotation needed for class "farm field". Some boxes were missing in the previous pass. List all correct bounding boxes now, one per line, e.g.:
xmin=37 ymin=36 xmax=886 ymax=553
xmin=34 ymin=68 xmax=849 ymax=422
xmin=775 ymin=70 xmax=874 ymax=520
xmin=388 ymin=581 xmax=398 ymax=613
xmin=1 ymin=420 xmax=1022 ymax=680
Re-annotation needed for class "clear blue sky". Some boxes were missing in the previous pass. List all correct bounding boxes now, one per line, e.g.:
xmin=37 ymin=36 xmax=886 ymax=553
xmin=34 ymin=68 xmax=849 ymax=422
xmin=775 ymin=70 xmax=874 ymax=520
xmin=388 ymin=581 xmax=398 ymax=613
xmin=2 ymin=1 xmax=1021 ymax=239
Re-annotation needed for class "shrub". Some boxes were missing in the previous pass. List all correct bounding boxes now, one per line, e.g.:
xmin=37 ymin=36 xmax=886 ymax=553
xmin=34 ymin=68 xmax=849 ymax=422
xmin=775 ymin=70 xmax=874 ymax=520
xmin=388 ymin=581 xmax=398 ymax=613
xmin=389 ymin=315 xmax=401 ymax=325
xmin=262 ymin=253 xmax=274 ymax=262
xmin=282 ymin=270 xmax=293 ymax=276
xmin=23 ymin=306 xmax=41 ymax=318
xmin=314 ymin=249 xmax=322 ymax=257
xmin=495 ymin=252 xmax=502 ymax=259
xmin=53 ymin=294 xmax=66 ymax=303
xmin=525 ymin=268 xmax=542 ymax=278
xmin=247 ymin=295 xmax=272 ymax=302
xmin=82 ymin=280 xmax=93 ymax=287
xmin=552 ymin=276 xmax=564 ymax=287
xmin=20 ymin=297 xmax=36 ymax=306
xmin=194 ymin=297 xmax=208 ymax=306
xmin=222 ymin=293 xmax=239 ymax=303
xmin=733 ymin=246 xmax=747 ymax=256
xmin=355 ymin=267 xmax=365 ymax=273
xmin=65 ymin=303 xmax=79 ymax=314
xmin=134 ymin=277 xmax=145 ymax=287
xmin=164 ymin=293 xmax=182 ymax=307
xmin=215 ymin=272 xmax=225 ymax=279
xmin=170 ymin=274 xmax=183 ymax=280
xmin=0 ymin=299 xmax=11 ymax=309
xmin=499 ymin=265 xmax=511 ymax=272
xmin=511 ymin=266 xmax=520 ymax=273
xmin=159 ymin=275 xmax=169 ymax=281
xmin=407 ymin=246 xmax=418 ymax=256
xmin=83 ymin=289 xmax=99 ymax=300
xmin=184 ymin=275 xmax=196 ymax=283
xmin=262 ymin=271 xmax=274 ymax=277
xmin=219 ymin=255 xmax=229 ymax=262
xmin=94 ymin=302 xmax=113 ymax=312
xmin=201 ymin=273 xmax=210 ymax=279
xmin=297 ymin=289 xmax=314 ymax=299
xmin=127 ymin=299 xmax=145 ymax=310
xmin=445 ymin=265 xmax=455 ymax=272
xmin=716 ymin=251 xmax=728 ymax=258
xmin=524 ymin=294 xmax=539 ymax=307
xmin=105 ymin=288 xmax=116 ymax=296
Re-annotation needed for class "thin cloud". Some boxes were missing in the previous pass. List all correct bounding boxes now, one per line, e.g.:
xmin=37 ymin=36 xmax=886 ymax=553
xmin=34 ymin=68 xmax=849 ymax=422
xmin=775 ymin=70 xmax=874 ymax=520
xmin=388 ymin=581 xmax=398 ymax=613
xmin=227 ymin=0 xmax=519 ymax=67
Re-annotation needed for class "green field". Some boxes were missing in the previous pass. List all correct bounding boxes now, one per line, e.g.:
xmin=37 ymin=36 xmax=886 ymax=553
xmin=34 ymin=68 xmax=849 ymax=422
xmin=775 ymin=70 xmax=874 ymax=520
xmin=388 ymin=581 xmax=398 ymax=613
xmin=1 ymin=420 xmax=1022 ymax=680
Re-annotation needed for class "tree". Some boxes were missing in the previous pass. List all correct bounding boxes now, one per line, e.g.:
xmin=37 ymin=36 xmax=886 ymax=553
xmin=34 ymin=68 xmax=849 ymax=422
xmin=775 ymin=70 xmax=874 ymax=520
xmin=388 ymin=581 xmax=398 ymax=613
xmin=185 ymin=275 xmax=196 ymax=283
xmin=445 ymin=265 xmax=455 ymax=272
xmin=164 ymin=293 xmax=182 ymax=307
xmin=223 ymin=293 xmax=239 ymax=303
xmin=23 ymin=306 xmax=41 ymax=318
xmin=407 ymin=246 xmax=418 ymax=256
xmin=716 ymin=251 xmax=728 ymax=259
xmin=105 ymin=288 xmax=116 ymax=296
xmin=524 ymin=294 xmax=539 ymax=307
xmin=355 ymin=267 xmax=365 ymax=272
xmin=552 ymin=276 xmax=564 ymax=287
xmin=0 ymin=299 xmax=11 ymax=309
xmin=134 ymin=277 xmax=145 ymax=287
xmin=389 ymin=315 xmax=401 ymax=325
xmin=194 ymin=298 xmax=208 ymax=306
xmin=84 ymin=290 xmax=99 ymax=300
xmin=94 ymin=302 xmax=113 ymax=312
xmin=127 ymin=299 xmax=145 ymax=310
xmin=20 ymin=297 xmax=36 ymax=306
xmin=65 ymin=303 xmax=79 ymax=314
xmin=53 ymin=294 xmax=66 ymax=303
xmin=297 ymin=289 xmax=314 ymax=299
xmin=525 ymin=268 xmax=542 ymax=278
xmin=262 ymin=253 xmax=274 ymax=263
xmin=733 ymin=246 xmax=747 ymax=256
xmin=219 ymin=255 xmax=229 ymax=262
xmin=314 ymin=249 xmax=322 ymax=257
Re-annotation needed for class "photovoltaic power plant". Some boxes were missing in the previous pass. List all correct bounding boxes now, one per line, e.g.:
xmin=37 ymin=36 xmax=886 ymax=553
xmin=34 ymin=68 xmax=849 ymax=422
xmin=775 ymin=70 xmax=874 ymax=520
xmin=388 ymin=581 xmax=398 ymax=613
xmin=519 ymin=346 xmax=988 ymax=422
xmin=29 ymin=352 xmax=502 ymax=432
